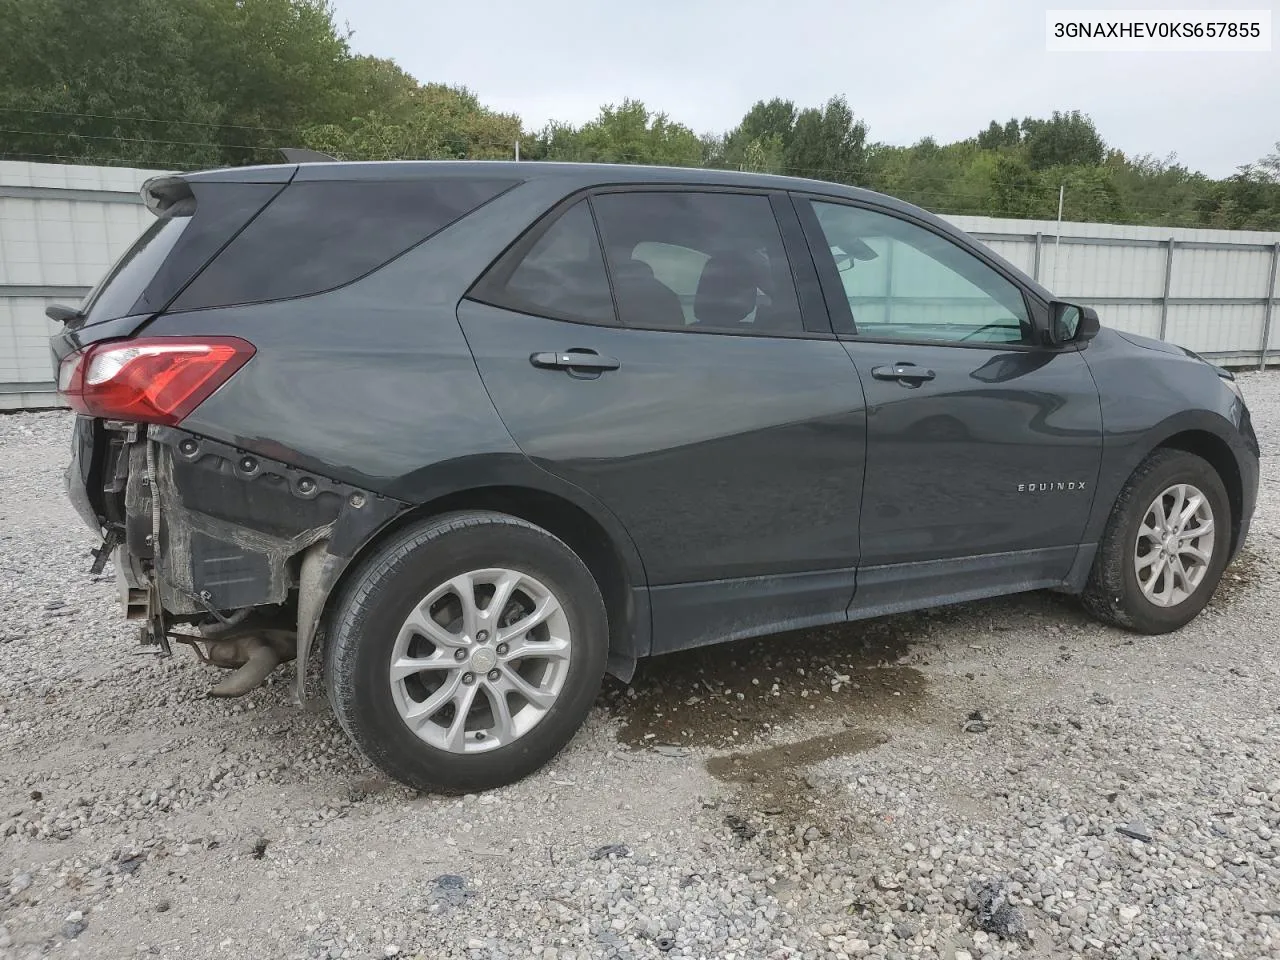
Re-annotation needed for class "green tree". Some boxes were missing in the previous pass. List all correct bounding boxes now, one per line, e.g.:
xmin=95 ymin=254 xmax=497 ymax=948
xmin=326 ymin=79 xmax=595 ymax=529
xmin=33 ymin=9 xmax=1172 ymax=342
xmin=697 ymin=131 xmax=727 ymax=167
xmin=304 ymin=84 xmax=520 ymax=160
xmin=536 ymin=100 xmax=703 ymax=167
xmin=330 ymin=55 xmax=422 ymax=127
xmin=720 ymin=97 xmax=797 ymax=170
xmin=738 ymin=98 xmax=798 ymax=145
xmin=0 ymin=0 xmax=523 ymax=168
xmin=868 ymin=140 xmax=975 ymax=211
xmin=975 ymin=118 xmax=1021 ymax=151
xmin=988 ymin=154 xmax=1046 ymax=218
xmin=0 ymin=0 xmax=230 ymax=168
xmin=1021 ymin=110 xmax=1105 ymax=170
xmin=1052 ymin=166 xmax=1126 ymax=222
xmin=739 ymin=134 xmax=787 ymax=174
xmin=1106 ymin=153 xmax=1211 ymax=227
xmin=198 ymin=0 xmax=355 ymax=152
xmin=783 ymin=96 xmax=867 ymax=184
xmin=1203 ymin=167 xmax=1280 ymax=230
xmin=1252 ymin=141 xmax=1280 ymax=182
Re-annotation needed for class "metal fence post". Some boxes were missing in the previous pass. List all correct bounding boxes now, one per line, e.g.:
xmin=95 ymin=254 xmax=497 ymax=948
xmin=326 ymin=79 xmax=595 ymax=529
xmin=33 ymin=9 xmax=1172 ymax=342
xmin=1157 ymin=237 xmax=1175 ymax=342
xmin=1033 ymin=232 xmax=1043 ymax=283
xmin=1259 ymin=241 xmax=1280 ymax=370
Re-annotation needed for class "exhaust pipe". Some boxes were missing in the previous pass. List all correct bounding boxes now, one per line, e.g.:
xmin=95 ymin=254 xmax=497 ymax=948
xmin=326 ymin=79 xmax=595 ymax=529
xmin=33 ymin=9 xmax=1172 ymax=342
xmin=209 ymin=638 xmax=282 ymax=697
xmin=202 ymin=630 xmax=297 ymax=698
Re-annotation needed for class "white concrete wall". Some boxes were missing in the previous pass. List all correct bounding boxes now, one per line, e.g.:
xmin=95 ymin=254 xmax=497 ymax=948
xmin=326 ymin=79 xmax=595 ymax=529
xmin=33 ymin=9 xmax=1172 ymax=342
xmin=2 ymin=161 xmax=1279 ymax=410
xmin=948 ymin=215 xmax=1280 ymax=361
xmin=0 ymin=161 xmax=160 ymax=410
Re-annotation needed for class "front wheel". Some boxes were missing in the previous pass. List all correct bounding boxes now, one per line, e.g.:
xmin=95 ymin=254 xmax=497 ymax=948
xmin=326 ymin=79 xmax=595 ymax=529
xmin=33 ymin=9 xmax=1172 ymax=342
xmin=1082 ymin=449 xmax=1231 ymax=633
xmin=325 ymin=511 xmax=608 ymax=792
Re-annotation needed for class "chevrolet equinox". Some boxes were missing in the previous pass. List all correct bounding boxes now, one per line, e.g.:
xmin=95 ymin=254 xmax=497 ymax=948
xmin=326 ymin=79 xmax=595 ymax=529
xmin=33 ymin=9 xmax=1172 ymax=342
xmin=50 ymin=160 xmax=1259 ymax=791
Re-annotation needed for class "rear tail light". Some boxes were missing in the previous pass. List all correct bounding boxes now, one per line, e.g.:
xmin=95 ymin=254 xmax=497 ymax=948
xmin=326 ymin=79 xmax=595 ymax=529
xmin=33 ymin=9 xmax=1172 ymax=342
xmin=58 ymin=336 xmax=255 ymax=425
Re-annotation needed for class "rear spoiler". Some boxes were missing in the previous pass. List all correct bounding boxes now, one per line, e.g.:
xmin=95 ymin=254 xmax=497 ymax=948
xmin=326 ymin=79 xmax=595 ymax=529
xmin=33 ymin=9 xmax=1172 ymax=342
xmin=139 ymin=148 xmax=334 ymax=217
xmin=140 ymin=175 xmax=195 ymax=218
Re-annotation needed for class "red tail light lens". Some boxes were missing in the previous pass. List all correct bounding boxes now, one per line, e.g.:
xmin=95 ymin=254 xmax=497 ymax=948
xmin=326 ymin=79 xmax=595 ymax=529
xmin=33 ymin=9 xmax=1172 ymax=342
xmin=58 ymin=336 xmax=255 ymax=425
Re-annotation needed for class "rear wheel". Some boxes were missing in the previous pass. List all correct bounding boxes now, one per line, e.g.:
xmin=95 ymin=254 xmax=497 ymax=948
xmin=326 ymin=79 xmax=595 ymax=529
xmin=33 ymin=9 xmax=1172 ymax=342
xmin=326 ymin=511 xmax=608 ymax=791
xmin=1082 ymin=449 xmax=1231 ymax=633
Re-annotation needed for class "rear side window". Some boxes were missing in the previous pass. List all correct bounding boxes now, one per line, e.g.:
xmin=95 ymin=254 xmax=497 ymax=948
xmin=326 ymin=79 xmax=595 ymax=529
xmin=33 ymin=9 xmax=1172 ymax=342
xmin=173 ymin=178 xmax=517 ymax=310
xmin=592 ymin=192 xmax=803 ymax=335
xmin=476 ymin=200 xmax=616 ymax=325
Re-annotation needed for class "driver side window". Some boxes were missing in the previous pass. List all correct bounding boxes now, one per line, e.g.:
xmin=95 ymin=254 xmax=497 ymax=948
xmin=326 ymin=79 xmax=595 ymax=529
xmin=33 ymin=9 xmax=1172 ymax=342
xmin=808 ymin=201 xmax=1031 ymax=345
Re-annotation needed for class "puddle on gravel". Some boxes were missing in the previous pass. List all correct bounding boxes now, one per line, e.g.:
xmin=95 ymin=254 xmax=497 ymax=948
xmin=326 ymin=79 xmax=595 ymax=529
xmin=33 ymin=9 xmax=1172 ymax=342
xmin=598 ymin=548 xmax=1267 ymax=832
xmin=705 ymin=727 xmax=891 ymax=823
xmin=600 ymin=601 xmax=1053 ymax=833
xmin=602 ymin=616 xmax=930 ymax=751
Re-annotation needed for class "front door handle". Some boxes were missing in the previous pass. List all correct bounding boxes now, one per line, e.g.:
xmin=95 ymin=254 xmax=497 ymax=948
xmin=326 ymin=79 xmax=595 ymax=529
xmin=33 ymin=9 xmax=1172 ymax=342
xmin=871 ymin=362 xmax=935 ymax=384
xmin=530 ymin=350 xmax=621 ymax=375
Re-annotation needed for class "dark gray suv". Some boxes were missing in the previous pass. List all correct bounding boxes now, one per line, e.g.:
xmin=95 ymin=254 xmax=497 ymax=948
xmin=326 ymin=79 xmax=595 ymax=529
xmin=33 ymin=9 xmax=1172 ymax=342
xmin=50 ymin=160 xmax=1259 ymax=791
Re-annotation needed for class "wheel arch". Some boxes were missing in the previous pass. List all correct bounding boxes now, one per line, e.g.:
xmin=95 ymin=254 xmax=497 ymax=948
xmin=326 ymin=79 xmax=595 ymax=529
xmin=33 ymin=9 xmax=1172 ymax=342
xmin=1078 ymin=408 xmax=1253 ymax=588
xmin=309 ymin=478 xmax=650 ymax=692
xmin=1154 ymin=429 xmax=1245 ymax=556
xmin=1090 ymin=408 xmax=1246 ymax=534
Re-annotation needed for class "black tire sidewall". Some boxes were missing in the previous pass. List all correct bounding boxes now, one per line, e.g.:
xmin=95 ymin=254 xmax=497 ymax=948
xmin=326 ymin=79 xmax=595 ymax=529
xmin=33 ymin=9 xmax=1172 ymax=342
xmin=1112 ymin=453 xmax=1231 ymax=632
xmin=328 ymin=515 xmax=608 ymax=792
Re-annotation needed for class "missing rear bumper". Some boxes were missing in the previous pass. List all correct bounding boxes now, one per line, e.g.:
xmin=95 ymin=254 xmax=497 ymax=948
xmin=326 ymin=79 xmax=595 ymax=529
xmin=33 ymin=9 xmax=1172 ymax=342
xmin=101 ymin=426 xmax=407 ymax=696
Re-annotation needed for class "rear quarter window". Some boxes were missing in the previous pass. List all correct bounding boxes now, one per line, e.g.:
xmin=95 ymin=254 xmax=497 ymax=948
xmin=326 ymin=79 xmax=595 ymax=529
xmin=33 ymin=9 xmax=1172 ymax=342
xmin=81 ymin=217 xmax=191 ymax=325
xmin=172 ymin=178 xmax=518 ymax=310
xmin=135 ymin=182 xmax=285 ymax=315
xmin=472 ymin=199 xmax=618 ymax=326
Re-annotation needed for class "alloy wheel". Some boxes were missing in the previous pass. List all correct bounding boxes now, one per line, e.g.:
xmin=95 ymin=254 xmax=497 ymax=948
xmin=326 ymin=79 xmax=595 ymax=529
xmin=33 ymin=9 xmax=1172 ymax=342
xmin=389 ymin=568 xmax=572 ymax=753
xmin=1134 ymin=482 xmax=1215 ymax=607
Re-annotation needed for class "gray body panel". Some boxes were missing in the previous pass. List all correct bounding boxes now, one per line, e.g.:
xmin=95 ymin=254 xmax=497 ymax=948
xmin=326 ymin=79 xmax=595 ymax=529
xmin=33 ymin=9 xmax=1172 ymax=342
xmin=53 ymin=161 xmax=1259 ymax=669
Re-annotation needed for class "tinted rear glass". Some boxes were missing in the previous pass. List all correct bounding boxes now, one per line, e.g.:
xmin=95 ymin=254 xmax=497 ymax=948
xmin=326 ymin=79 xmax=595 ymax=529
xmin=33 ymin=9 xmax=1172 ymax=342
xmin=592 ymin=191 xmax=803 ymax=334
xmin=479 ymin=200 xmax=617 ymax=325
xmin=132 ymin=182 xmax=284 ymax=315
xmin=172 ymin=178 xmax=518 ymax=310
xmin=83 ymin=217 xmax=191 ymax=325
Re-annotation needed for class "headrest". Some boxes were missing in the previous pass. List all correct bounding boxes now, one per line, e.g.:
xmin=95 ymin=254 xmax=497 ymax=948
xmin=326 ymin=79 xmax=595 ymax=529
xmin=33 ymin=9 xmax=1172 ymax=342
xmin=694 ymin=255 xmax=760 ymax=326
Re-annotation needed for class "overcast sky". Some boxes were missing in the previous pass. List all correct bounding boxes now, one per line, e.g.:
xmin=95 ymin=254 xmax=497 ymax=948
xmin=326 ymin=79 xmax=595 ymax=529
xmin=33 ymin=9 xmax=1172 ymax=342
xmin=328 ymin=0 xmax=1278 ymax=177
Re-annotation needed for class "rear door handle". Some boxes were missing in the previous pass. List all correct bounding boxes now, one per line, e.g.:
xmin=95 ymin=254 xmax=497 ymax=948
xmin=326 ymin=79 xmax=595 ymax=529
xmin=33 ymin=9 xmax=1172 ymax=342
xmin=871 ymin=363 xmax=935 ymax=384
xmin=530 ymin=350 xmax=620 ymax=373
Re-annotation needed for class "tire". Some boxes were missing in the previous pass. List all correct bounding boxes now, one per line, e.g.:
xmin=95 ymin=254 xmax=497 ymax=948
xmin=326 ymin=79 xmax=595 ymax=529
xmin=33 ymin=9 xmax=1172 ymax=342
xmin=1082 ymin=449 xmax=1231 ymax=633
xmin=325 ymin=510 xmax=608 ymax=792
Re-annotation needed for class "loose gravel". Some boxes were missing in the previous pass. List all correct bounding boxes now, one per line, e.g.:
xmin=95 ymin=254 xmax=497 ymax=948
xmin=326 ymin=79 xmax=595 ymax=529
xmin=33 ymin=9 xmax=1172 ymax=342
xmin=1 ymin=373 xmax=1279 ymax=960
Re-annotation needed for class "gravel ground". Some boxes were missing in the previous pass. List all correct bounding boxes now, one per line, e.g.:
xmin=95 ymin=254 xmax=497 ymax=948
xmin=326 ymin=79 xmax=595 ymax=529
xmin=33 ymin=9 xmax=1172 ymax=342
xmin=2 ymin=373 xmax=1279 ymax=960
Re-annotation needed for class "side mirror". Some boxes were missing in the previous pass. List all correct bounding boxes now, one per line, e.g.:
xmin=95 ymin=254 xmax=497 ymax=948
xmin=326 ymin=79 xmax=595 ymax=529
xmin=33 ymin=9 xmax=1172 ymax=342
xmin=1046 ymin=301 xmax=1100 ymax=345
xmin=1078 ymin=305 xmax=1101 ymax=341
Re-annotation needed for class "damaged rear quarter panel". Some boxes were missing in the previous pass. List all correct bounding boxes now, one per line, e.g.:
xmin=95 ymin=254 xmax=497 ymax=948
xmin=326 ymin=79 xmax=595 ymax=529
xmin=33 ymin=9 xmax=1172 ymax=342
xmin=147 ymin=427 xmax=406 ymax=621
